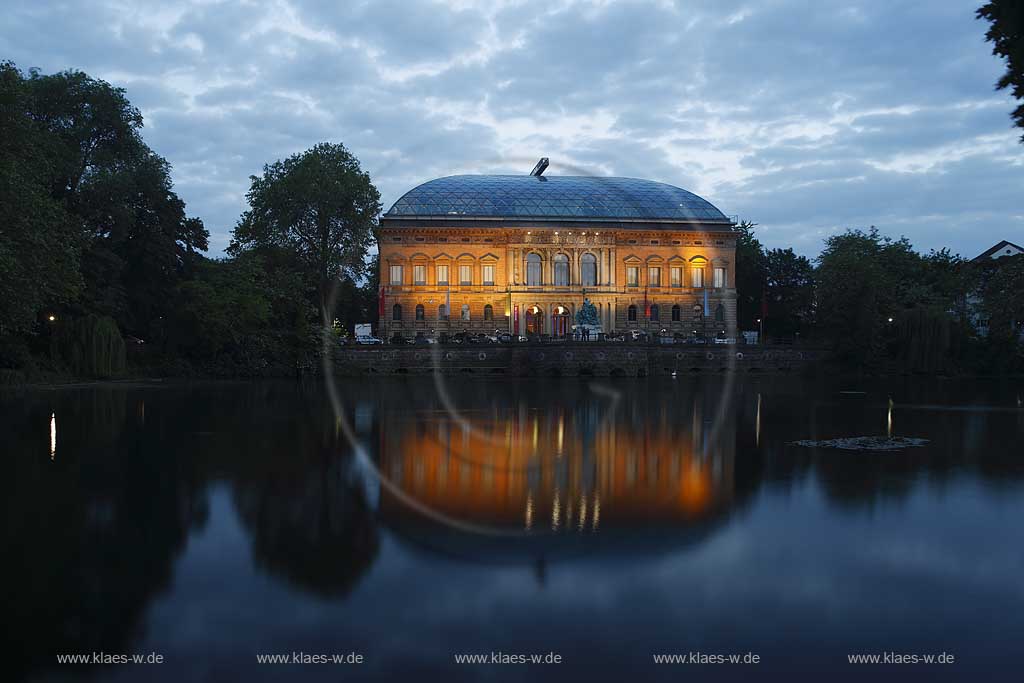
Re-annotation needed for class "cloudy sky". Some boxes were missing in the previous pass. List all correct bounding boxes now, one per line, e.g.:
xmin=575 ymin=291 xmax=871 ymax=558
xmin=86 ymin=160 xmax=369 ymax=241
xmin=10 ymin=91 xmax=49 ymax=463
xmin=4 ymin=0 xmax=1021 ymax=257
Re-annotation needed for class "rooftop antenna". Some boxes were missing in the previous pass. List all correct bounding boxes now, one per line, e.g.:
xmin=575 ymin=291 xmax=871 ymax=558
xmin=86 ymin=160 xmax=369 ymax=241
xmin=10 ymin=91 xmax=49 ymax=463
xmin=530 ymin=157 xmax=549 ymax=176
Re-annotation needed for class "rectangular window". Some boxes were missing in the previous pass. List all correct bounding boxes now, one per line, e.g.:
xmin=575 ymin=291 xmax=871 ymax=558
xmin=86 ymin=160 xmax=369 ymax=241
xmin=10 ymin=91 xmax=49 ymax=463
xmin=648 ymin=267 xmax=661 ymax=287
xmin=413 ymin=265 xmax=426 ymax=285
xmin=671 ymin=267 xmax=682 ymax=287
xmin=389 ymin=265 xmax=403 ymax=285
xmin=714 ymin=267 xmax=726 ymax=288
xmin=482 ymin=264 xmax=495 ymax=286
xmin=436 ymin=265 xmax=449 ymax=286
xmin=692 ymin=268 xmax=704 ymax=288
xmin=626 ymin=267 xmax=639 ymax=287
xmin=459 ymin=264 xmax=472 ymax=286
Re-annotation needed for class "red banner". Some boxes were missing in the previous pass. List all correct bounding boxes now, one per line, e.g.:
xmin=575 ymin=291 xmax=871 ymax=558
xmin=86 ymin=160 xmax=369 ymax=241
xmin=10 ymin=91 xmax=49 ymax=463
xmin=513 ymin=304 xmax=519 ymax=335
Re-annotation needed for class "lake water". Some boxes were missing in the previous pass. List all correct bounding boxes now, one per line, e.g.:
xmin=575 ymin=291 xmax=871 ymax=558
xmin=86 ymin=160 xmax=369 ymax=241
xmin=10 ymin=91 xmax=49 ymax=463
xmin=5 ymin=376 xmax=1023 ymax=682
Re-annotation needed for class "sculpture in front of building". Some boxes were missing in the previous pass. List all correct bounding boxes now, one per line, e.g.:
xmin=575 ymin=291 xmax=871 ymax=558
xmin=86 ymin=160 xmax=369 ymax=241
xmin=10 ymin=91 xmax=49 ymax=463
xmin=574 ymin=298 xmax=602 ymax=340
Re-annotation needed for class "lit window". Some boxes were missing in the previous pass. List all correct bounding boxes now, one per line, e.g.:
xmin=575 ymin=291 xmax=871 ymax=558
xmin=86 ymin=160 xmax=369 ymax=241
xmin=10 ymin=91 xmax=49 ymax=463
xmin=436 ymin=265 xmax=449 ymax=286
xmin=581 ymin=253 xmax=597 ymax=287
xmin=389 ymin=265 xmax=403 ymax=285
xmin=527 ymin=253 xmax=542 ymax=286
xmin=413 ymin=265 xmax=426 ymax=285
xmin=554 ymin=254 xmax=569 ymax=286
xmin=671 ymin=267 xmax=682 ymax=287
xmin=691 ymin=268 xmax=704 ymax=288
xmin=461 ymin=304 xmax=470 ymax=321
xmin=714 ymin=267 xmax=726 ymax=288
xmin=648 ymin=267 xmax=661 ymax=287
xmin=627 ymin=267 xmax=639 ymax=287
xmin=460 ymin=264 xmax=472 ymax=286
xmin=482 ymin=264 xmax=495 ymax=285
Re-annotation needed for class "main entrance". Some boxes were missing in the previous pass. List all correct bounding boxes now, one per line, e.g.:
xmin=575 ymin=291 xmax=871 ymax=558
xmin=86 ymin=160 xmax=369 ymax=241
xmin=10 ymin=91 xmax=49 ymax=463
xmin=552 ymin=305 xmax=571 ymax=338
xmin=525 ymin=305 xmax=544 ymax=335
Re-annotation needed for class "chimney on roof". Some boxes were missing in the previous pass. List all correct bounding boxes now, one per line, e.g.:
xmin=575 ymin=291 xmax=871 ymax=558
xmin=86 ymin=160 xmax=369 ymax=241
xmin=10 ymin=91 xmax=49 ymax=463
xmin=530 ymin=157 xmax=549 ymax=176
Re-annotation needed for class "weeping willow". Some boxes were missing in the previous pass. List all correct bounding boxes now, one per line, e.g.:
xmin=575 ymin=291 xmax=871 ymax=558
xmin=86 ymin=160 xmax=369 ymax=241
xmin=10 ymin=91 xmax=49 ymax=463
xmin=893 ymin=307 xmax=956 ymax=374
xmin=54 ymin=315 xmax=126 ymax=378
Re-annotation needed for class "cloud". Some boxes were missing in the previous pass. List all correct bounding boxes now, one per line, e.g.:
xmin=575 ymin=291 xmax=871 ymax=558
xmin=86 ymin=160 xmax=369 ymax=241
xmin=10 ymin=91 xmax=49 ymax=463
xmin=2 ymin=0 xmax=1020 ymax=258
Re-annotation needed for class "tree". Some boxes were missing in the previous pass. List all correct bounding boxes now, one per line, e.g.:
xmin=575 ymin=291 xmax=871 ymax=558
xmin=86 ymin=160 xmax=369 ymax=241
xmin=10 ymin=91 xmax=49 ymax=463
xmin=816 ymin=228 xmax=906 ymax=365
xmin=733 ymin=220 xmax=766 ymax=331
xmin=979 ymin=253 xmax=1024 ymax=343
xmin=4 ymin=63 xmax=208 ymax=337
xmin=230 ymin=143 xmax=381 ymax=324
xmin=0 ymin=63 xmax=82 ymax=336
xmin=978 ymin=1 xmax=1024 ymax=142
xmin=763 ymin=248 xmax=815 ymax=337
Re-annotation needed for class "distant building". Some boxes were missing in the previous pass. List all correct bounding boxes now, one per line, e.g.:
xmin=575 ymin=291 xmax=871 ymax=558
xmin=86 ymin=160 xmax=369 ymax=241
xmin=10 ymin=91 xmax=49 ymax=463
xmin=972 ymin=240 xmax=1024 ymax=262
xmin=968 ymin=240 xmax=1024 ymax=337
xmin=377 ymin=160 xmax=737 ymax=341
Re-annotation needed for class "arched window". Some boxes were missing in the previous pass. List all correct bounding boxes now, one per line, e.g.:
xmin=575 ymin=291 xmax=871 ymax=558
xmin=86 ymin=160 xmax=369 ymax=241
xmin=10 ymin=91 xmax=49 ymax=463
xmin=671 ymin=304 xmax=681 ymax=321
xmin=650 ymin=304 xmax=660 ymax=321
xmin=553 ymin=254 xmax=569 ymax=286
xmin=483 ymin=304 xmax=493 ymax=321
xmin=415 ymin=304 xmax=425 ymax=321
xmin=439 ymin=304 xmax=448 ymax=320
xmin=581 ymin=253 xmax=597 ymax=287
xmin=628 ymin=305 xmax=638 ymax=322
xmin=392 ymin=303 xmax=402 ymax=321
xmin=461 ymin=304 xmax=470 ymax=321
xmin=715 ymin=303 xmax=725 ymax=322
xmin=527 ymin=253 xmax=542 ymax=286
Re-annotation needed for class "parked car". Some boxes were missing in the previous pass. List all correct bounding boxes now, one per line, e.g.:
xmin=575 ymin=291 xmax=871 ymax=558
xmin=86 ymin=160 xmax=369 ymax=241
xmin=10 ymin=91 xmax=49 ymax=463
xmin=390 ymin=334 xmax=411 ymax=345
xmin=355 ymin=334 xmax=383 ymax=345
xmin=413 ymin=335 xmax=436 ymax=345
xmin=714 ymin=337 xmax=737 ymax=344
xmin=685 ymin=336 xmax=709 ymax=345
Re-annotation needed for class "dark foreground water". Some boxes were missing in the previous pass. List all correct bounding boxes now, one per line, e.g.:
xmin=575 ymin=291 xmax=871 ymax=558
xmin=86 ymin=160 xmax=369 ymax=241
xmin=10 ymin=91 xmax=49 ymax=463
xmin=4 ymin=376 xmax=1023 ymax=682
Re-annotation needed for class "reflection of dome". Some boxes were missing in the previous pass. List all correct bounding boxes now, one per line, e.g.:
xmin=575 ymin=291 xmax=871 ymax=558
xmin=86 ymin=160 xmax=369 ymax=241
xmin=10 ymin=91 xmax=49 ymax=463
xmin=381 ymin=503 xmax=735 ymax=568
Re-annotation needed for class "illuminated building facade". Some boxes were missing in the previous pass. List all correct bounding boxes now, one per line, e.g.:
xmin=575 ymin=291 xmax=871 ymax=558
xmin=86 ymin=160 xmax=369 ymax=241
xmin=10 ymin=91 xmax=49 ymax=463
xmin=378 ymin=165 xmax=737 ymax=340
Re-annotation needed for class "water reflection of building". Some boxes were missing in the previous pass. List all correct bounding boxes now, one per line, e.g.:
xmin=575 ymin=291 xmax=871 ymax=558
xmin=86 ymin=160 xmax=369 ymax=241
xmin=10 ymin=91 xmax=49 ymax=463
xmin=378 ymin=394 xmax=736 ymax=535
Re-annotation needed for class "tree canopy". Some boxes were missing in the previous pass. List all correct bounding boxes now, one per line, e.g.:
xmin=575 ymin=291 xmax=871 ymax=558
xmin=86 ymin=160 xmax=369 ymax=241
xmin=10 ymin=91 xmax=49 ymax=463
xmin=978 ymin=0 xmax=1024 ymax=141
xmin=230 ymin=143 xmax=381 ymax=324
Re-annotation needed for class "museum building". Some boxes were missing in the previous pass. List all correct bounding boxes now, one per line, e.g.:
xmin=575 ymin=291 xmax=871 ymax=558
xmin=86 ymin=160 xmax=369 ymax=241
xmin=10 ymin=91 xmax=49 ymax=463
xmin=378 ymin=160 xmax=737 ymax=340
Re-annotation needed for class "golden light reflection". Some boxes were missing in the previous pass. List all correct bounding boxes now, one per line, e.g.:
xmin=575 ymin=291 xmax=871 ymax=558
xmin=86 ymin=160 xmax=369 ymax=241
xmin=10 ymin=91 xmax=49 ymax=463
xmin=49 ymin=412 xmax=56 ymax=461
xmin=379 ymin=402 xmax=736 ymax=532
xmin=552 ymin=489 xmax=561 ymax=531
xmin=755 ymin=393 xmax=762 ymax=447
xmin=887 ymin=397 xmax=894 ymax=438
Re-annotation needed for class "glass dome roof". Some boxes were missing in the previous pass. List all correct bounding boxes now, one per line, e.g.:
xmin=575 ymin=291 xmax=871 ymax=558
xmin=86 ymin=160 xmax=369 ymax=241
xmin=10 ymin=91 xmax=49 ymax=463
xmin=385 ymin=175 xmax=730 ymax=223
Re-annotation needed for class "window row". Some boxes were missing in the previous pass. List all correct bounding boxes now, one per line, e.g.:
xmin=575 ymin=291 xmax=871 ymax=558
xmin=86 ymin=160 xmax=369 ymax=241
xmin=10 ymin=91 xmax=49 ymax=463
xmin=625 ymin=303 xmax=727 ymax=323
xmin=525 ymin=253 xmax=597 ymax=286
xmin=389 ymin=264 xmax=496 ymax=286
xmin=392 ymin=303 xmax=496 ymax=322
xmin=625 ymin=265 xmax=727 ymax=288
